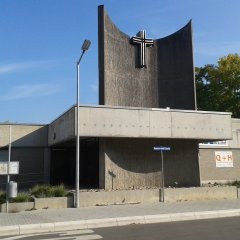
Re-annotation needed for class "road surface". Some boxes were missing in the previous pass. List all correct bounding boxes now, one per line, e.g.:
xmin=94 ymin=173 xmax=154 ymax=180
xmin=1 ymin=216 xmax=240 ymax=240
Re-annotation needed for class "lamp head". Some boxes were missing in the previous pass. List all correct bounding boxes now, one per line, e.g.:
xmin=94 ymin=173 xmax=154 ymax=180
xmin=81 ymin=40 xmax=91 ymax=51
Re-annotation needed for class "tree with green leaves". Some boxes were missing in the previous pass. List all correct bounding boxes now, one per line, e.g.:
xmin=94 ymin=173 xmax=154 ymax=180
xmin=196 ymin=54 xmax=240 ymax=118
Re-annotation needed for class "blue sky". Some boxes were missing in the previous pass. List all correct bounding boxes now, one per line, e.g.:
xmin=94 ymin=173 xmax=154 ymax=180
xmin=0 ymin=0 xmax=240 ymax=123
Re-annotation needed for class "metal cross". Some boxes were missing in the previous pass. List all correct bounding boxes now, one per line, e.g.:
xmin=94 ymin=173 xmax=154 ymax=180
xmin=131 ymin=30 xmax=154 ymax=68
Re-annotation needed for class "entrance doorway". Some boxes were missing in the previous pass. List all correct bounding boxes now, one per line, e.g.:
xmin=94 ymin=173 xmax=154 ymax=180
xmin=50 ymin=138 xmax=99 ymax=189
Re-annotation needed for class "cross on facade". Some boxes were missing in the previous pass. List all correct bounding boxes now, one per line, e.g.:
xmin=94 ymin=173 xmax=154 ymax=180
xmin=131 ymin=30 xmax=154 ymax=68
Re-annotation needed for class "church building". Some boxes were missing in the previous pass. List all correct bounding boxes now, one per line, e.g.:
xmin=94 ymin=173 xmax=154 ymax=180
xmin=0 ymin=6 xmax=236 ymax=193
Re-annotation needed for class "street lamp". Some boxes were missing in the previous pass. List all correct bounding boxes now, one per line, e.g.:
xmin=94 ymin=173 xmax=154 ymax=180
xmin=75 ymin=39 xmax=91 ymax=208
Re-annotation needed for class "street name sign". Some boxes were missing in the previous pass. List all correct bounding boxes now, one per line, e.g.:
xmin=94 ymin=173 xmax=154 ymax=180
xmin=153 ymin=146 xmax=171 ymax=151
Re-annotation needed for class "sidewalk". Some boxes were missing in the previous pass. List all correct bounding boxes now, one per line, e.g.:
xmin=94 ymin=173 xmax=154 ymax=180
xmin=1 ymin=199 xmax=240 ymax=236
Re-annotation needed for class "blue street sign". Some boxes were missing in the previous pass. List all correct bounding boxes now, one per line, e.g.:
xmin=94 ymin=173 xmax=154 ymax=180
xmin=153 ymin=146 xmax=171 ymax=151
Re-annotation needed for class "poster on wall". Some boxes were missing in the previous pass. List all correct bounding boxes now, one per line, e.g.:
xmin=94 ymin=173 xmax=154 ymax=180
xmin=215 ymin=151 xmax=233 ymax=168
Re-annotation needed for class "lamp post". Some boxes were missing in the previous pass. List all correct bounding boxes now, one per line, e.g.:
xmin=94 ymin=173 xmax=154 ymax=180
xmin=75 ymin=39 xmax=91 ymax=208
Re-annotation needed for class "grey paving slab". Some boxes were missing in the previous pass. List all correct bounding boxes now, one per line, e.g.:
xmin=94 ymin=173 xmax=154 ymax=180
xmin=0 ymin=199 xmax=240 ymax=227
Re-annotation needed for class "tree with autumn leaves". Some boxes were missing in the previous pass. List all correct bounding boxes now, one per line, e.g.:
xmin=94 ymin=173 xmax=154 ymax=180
xmin=196 ymin=54 xmax=240 ymax=118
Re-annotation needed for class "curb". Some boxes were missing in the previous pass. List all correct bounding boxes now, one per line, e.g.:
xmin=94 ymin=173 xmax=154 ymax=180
xmin=1 ymin=209 xmax=240 ymax=236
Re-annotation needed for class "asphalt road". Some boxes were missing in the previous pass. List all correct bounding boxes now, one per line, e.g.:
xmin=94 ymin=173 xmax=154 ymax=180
xmin=2 ymin=216 xmax=240 ymax=240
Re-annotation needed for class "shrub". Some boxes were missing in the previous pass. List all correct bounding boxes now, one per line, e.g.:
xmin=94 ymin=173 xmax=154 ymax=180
xmin=10 ymin=192 xmax=33 ymax=203
xmin=31 ymin=184 xmax=67 ymax=198
xmin=52 ymin=184 xmax=67 ymax=197
xmin=31 ymin=185 xmax=53 ymax=198
xmin=0 ymin=191 xmax=33 ymax=204
xmin=229 ymin=180 xmax=240 ymax=188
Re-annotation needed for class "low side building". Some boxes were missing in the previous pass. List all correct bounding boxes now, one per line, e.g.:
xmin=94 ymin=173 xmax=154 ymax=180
xmin=0 ymin=124 xmax=49 ymax=189
xmin=199 ymin=118 xmax=240 ymax=184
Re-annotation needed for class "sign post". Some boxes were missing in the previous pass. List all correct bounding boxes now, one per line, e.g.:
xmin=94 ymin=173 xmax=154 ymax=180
xmin=153 ymin=146 xmax=171 ymax=202
xmin=0 ymin=126 xmax=19 ymax=213
xmin=7 ymin=125 xmax=11 ymax=213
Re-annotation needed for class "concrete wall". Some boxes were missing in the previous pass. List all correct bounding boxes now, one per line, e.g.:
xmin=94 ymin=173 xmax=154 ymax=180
xmin=79 ymin=189 xmax=159 ymax=207
xmin=228 ymin=118 xmax=240 ymax=148
xmin=100 ymin=138 xmax=200 ymax=190
xmin=157 ymin=21 xmax=196 ymax=110
xmin=0 ymin=202 xmax=34 ymax=213
xmin=0 ymin=124 xmax=48 ymax=147
xmin=34 ymin=196 xmax=73 ymax=209
xmin=98 ymin=5 xmax=158 ymax=108
xmin=80 ymin=106 xmax=231 ymax=140
xmin=98 ymin=6 xmax=196 ymax=110
xmin=163 ymin=186 xmax=237 ymax=202
xmin=48 ymin=107 xmax=75 ymax=146
xmin=48 ymin=106 xmax=232 ymax=146
xmin=0 ymin=197 xmax=73 ymax=212
xmin=199 ymin=148 xmax=240 ymax=183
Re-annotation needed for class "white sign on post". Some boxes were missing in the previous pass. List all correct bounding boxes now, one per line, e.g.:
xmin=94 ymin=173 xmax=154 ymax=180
xmin=0 ymin=162 xmax=19 ymax=175
xmin=9 ymin=162 xmax=19 ymax=174
xmin=0 ymin=163 xmax=8 ymax=175
xmin=215 ymin=151 xmax=233 ymax=168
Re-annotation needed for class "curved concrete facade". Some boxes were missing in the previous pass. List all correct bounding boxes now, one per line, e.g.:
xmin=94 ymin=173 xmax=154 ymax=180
xmin=98 ymin=5 xmax=196 ymax=110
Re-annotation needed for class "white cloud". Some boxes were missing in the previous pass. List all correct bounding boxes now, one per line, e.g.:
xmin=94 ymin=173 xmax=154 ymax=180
xmin=0 ymin=84 xmax=61 ymax=101
xmin=0 ymin=60 xmax=56 ymax=75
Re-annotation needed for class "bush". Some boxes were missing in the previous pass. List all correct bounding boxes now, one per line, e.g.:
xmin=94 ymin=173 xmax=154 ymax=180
xmin=52 ymin=184 xmax=67 ymax=197
xmin=10 ymin=192 xmax=33 ymax=203
xmin=31 ymin=184 xmax=67 ymax=198
xmin=31 ymin=185 xmax=53 ymax=198
xmin=0 ymin=191 xmax=33 ymax=204
xmin=228 ymin=180 xmax=240 ymax=188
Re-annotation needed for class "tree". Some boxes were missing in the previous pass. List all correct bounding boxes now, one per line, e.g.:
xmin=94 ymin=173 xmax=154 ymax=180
xmin=196 ymin=54 xmax=240 ymax=118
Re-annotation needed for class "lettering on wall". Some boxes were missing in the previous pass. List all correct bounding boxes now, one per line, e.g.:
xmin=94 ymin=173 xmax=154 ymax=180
xmin=215 ymin=151 xmax=233 ymax=168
